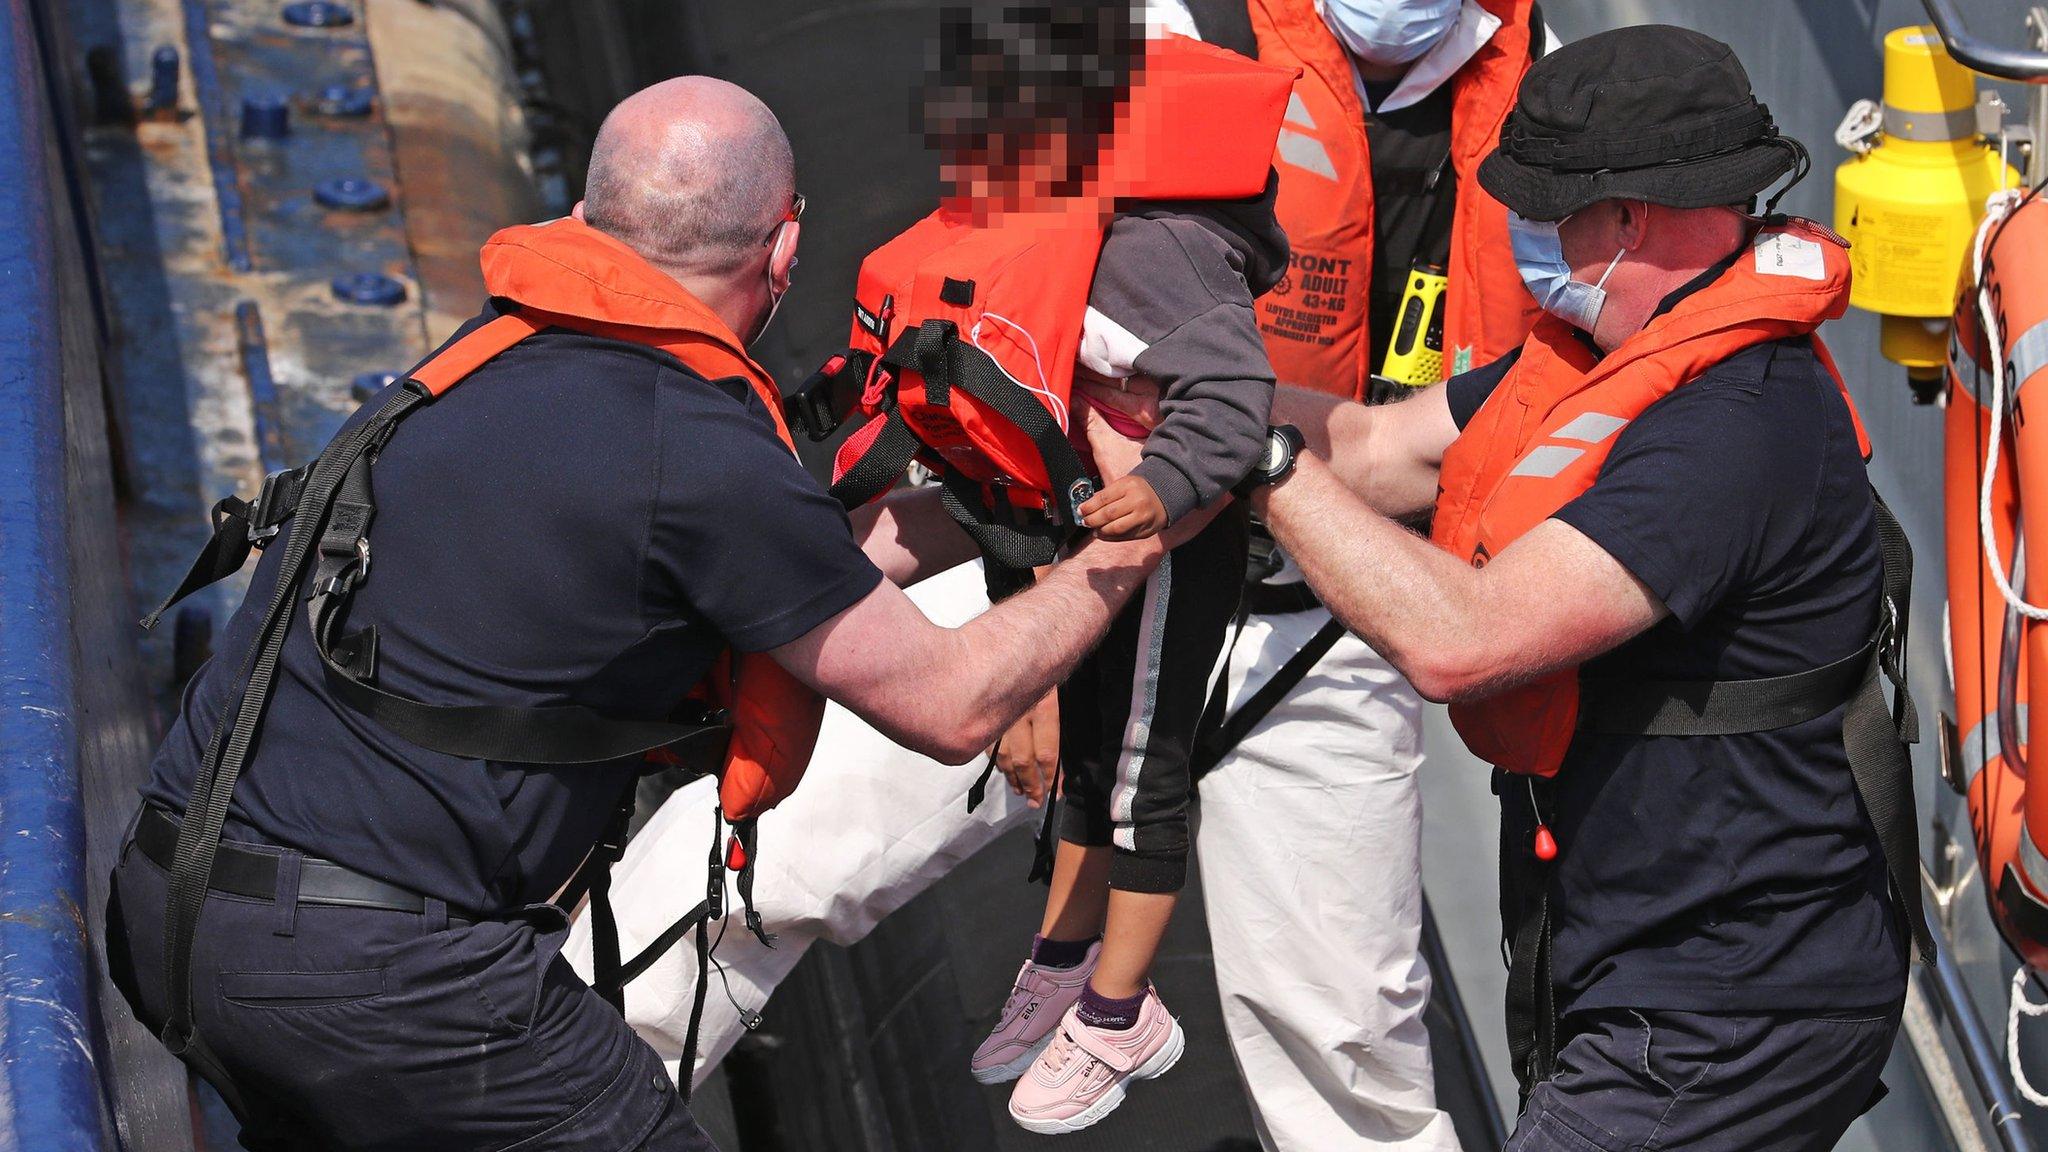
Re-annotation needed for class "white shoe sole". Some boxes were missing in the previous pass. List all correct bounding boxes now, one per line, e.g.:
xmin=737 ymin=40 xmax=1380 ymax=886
xmin=1007 ymin=1019 xmax=1186 ymax=1135
xmin=972 ymin=1030 xmax=1057 ymax=1086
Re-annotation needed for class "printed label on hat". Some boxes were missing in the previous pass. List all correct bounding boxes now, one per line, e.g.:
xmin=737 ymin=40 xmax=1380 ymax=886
xmin=1753 ymin=232 xmax=1827 ymax=281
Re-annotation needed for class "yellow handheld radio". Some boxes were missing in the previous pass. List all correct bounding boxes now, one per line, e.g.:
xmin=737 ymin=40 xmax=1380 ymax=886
xmin=1378 ymin=153 xmax=1456 ymax=388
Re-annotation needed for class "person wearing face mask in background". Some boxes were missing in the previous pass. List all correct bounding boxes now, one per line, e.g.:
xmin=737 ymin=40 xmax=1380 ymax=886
xmin=1088 ymin=23 xmax=1926 ymax=1151
xmin=986 ymin=2 xmax=1542 ymax=1148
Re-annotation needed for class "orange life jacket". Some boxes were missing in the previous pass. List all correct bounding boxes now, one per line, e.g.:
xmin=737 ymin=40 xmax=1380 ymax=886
xmin=816 ymin=35 xmax=1296 ymax=562
xmin=476 ymin=220 xmax=824 ymax=823
xmin=1429 ymin=218 xmax=1865 ymax=778
xmin=1246 ymin=0 xmax=1539 ymax=397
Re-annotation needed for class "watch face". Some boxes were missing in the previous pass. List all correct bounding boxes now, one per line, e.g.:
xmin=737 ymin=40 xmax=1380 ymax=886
xmin=1261 ymin=431 xmax=1287 ymax=474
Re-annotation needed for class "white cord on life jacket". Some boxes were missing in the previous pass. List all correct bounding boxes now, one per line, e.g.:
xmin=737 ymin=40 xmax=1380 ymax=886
xmin=2010 ymin=965 xmax=2048 ymax=1106
xmin=971 ymin=312 xmax=1070 ymax=432
xmin=1972 ymin=190 xmax=2048 ymax=620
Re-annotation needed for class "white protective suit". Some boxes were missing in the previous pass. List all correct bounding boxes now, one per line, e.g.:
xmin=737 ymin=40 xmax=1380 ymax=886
xmin=566 ymin=558 xmax=1448 ymax=1150
xmin=564 ymin=562 xmax=1034 ymax=1080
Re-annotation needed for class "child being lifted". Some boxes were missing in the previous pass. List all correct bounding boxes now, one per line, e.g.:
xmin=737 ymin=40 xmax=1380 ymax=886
xmin=892 ymin=5 xmax=1292 ymax=1133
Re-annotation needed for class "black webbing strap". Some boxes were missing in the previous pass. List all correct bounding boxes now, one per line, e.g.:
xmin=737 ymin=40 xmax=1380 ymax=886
xmin=1500 ymin=491 xmax=1933 ymax=1097
xmin=1577 ymin=642 xmax=1873 ymax=736
xmin=1574 ymin=497 xmax=1931 ymax=962
xmin=585 ymin=787 xmax=637 ymax=1014
xmin=139 ymin=466 xmax=308 ymax=630
xmin=1502 ymin=774 xmax=1558 ymax=1100
xmin=160 ymin=384 xmax=427 ymax=1055
xmin=827 ymin=408 xmax=922 ymax=512
xmin=1027 ymin=761 xmax=1064 ymax=886
xmin=585 ymin=806 xmax=724 ymax=1103
xmin=937 ymin=466 xmax=1069 ymax=570
xmin=903 ymin=320 xmax=1097 ymax=524
xmin=1192 ymin=619 xmax=1346 ymax=777
xmin=729 ymin=819 xmax=774 ymax=947
xmin=301 ymin=450 xmax=735 ymax=764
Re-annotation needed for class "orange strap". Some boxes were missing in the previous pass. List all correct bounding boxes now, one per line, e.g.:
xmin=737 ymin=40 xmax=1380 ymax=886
xmin=409 ymin=313 xmax=548 ymax=397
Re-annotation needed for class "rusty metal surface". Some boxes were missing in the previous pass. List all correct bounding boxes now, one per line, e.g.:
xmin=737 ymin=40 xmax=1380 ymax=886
xmin=363 ymin=0 xmax=540 ymax=340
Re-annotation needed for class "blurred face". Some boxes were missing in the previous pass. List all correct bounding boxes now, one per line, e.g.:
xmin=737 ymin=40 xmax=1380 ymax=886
xmin=935 ymin=116 xmax=1112 ymax=226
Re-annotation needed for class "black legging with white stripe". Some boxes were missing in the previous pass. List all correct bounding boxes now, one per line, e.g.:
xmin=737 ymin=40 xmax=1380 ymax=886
xmin=1059 ymin=510 xmax=1249 ymax=893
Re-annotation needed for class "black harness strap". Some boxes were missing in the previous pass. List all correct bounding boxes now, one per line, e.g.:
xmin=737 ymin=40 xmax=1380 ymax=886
xmin=160 ymin=384 xmax=425 ymax=1056
xmin=1501 ymin=772 xmax=1559 ymax=1100
xmin=140 ymin=466 xmax=308 ymax=630
xmin=904 ymin=320 xmax=1098 ymax=524
xmin=1500 ymin=493 xmax=1932 ymax=1098
xmin=827 ymin=408 xmax=922 ymax=512
xmin=300 ymin=448 xmax=732 ymax=765
xmin=1192 ymin=618 xmax=1347 ymax=778
xmin=149 ymin=321 xmax=760 ymax=1091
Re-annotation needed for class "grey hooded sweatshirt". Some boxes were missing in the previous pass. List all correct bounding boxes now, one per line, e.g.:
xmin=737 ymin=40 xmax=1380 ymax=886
xmin=1081 ymin=176 xmax=1291 ymax=524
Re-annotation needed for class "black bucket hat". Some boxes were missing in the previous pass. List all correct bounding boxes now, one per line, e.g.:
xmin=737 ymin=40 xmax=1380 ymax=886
xmin=1477 ymin=24 xmax=1806 ymax=221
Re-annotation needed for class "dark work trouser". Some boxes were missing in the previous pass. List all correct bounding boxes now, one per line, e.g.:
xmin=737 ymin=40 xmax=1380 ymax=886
xmin=104 ymin=811 xmax=716 ymax=1152
xmin=1506 ymin=1004 xmax=1901 ymax=1152
xmin=1059 ymin=510 xmax=1247 ymax=894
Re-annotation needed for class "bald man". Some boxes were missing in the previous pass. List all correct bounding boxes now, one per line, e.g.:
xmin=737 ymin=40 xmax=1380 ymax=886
xmin=107 ymin=76 xmax=1192 ymax=1151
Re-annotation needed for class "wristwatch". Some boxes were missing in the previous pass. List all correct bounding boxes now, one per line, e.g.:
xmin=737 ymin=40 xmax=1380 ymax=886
xmin=1236 ymin=424 xmax=1305 ymax=496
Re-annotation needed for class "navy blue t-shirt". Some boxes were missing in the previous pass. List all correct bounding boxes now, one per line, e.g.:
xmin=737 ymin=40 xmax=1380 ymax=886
xmin=145 ymin=310 xmax=883 ymax=911
xmin=1447 ymin=335 xmax=1907 ymax=1013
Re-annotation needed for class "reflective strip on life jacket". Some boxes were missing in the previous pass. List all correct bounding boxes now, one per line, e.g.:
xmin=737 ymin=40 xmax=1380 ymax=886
xmin=1430 ymin=219 xmax=1860 ymax=779
xmin=1246 ymin=0 xmax=1539 ymax=397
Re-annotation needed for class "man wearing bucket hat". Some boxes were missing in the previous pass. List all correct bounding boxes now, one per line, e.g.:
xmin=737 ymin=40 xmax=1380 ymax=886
xmin=1085 ymin=23 xmax=1927 ymax=1150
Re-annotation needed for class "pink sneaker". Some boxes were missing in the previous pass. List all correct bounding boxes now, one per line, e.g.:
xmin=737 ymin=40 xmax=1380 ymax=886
xmin=1006 ymin=988 xmax=1185 ymax=1134
xmin=970 ymin=942 xmax=1102 ymax=1085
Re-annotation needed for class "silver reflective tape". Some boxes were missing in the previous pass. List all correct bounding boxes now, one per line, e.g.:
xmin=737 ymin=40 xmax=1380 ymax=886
xmin=1276 ymin=130 xmax=1338 ymax=180
xmin=1285 ymin=92 xmax=1316 ymax=129
xmin=1550 ymin=412 xmax=1628 ymax=444
xmin=2012 ymin=316 xmax=2048 ymax=397
xmin=1110 ymin=554 xmax=1173 ymax=853
xmin=1950 ymin=326 xmax=1985 ymax=407
xmin=2023 ymin=822 xmax=2048 ymax=894
xmin=1958 ymin=706 xmax=2027 ymax=784
xmin=1882 ymin=101 xmax=1977 ymax=141
xmin=1507 ymin=444 xmax=1584 ymax=479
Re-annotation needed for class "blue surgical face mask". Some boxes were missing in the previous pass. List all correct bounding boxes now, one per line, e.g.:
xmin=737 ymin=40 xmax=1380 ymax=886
xmin=1507 ymin=211 xmax=1628 ymax=334
xmin=1319 ymin=0 xmax=1462 ymax=67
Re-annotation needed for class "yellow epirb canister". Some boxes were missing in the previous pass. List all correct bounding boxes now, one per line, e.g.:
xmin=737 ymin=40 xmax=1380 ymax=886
xmin=1835 ymin=26 xmax=2017 ymax=382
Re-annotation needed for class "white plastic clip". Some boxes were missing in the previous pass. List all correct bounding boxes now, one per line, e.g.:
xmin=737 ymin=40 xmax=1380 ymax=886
xmin=1835 ymin=99 xmax=1883 ymax=155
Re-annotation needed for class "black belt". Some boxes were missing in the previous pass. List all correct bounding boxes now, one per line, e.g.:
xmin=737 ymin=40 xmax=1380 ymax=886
xmin=136 ymin=804 xmax=473 ymax=921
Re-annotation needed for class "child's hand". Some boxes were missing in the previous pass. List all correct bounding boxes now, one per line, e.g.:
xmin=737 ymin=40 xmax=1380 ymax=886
xmin=1079 ymin=474 xmax=1168 ymax=540
xmin=993 ymin=691 xmax=1060 ymax=809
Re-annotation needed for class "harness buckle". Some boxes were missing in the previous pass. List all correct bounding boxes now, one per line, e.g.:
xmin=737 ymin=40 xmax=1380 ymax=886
xmin=320 ymin=537 xmax=371 ymax=597
xmin=246 ymin=467 xmax=305 ymax=548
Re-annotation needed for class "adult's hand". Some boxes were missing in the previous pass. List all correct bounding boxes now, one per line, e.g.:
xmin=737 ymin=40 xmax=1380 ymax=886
xmin=1074 ymin=369 xmax=1164 ymax=429
xmin=992 ymin=690 xmax=1060 ymax=808
xmin=1076 ymin=392 xmax=1226 ymax=552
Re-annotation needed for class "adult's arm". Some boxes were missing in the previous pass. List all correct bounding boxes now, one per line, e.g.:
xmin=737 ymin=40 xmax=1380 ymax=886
xmin=1081 ymin=375 xmax=1461 ymax=520
xmin=1250 ymin=456 xmax=1665 ymax=702
xmin=849 ymin=486 xmax=979 ymax=586
xmin=1272 ymin=383 xmax=1460 ymax=519
xmin=770 ymin=527 xmax=1167 ymax=764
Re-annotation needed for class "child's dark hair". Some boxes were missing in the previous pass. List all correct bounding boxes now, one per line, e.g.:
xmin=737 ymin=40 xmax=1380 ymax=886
xmin=921 ymin=4 xmax=1143 ymax=198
